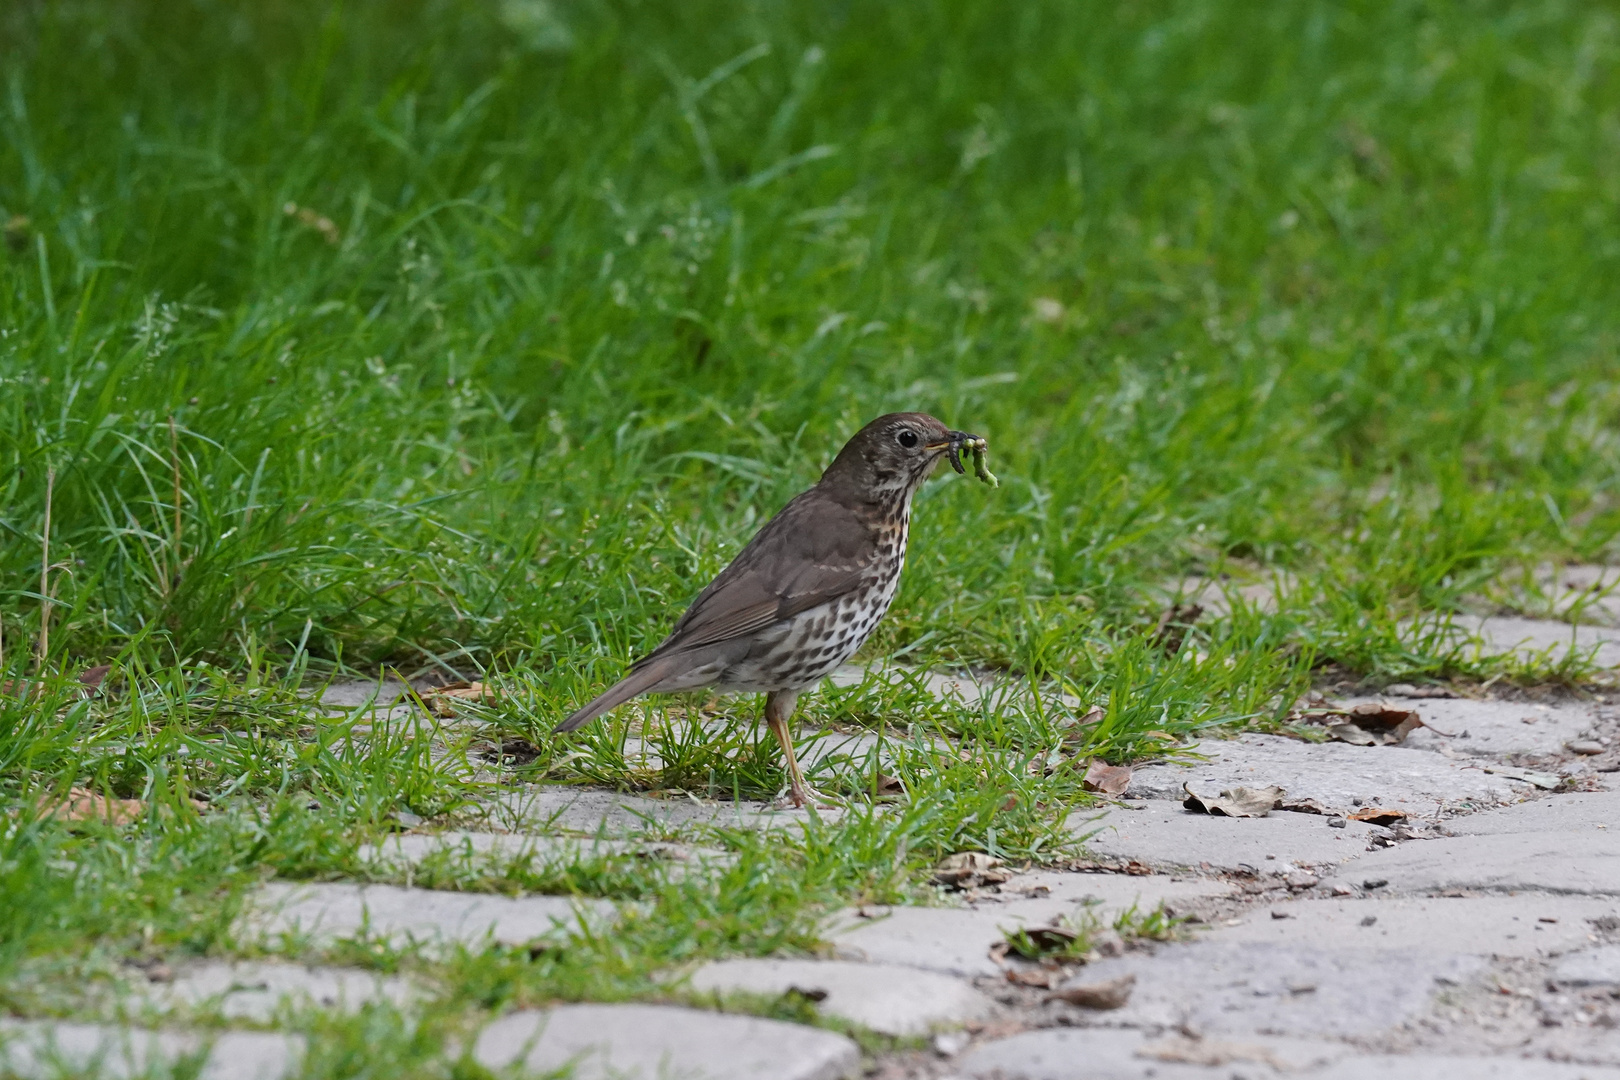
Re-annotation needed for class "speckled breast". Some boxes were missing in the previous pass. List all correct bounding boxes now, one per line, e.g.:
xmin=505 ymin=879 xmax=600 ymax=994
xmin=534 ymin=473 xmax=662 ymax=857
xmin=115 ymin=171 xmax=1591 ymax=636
xmin=717 ymin=514 xmax=910 ymax=693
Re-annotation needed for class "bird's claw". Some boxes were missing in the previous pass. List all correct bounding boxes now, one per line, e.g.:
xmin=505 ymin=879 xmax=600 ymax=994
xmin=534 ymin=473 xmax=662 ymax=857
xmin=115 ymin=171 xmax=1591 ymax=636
xmin=773 ymin=783 xmax=844 ymax=811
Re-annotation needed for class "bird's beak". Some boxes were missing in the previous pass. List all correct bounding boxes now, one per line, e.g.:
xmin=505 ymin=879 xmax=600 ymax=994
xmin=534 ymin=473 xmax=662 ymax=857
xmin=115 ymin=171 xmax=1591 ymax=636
xmin=925 ymin=430 xmax=987 ymax=475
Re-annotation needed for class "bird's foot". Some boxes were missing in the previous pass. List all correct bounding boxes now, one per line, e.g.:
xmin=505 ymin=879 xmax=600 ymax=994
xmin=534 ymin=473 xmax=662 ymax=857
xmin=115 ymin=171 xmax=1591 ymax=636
xmin=773 ymin=782 xmax=843 ymax=811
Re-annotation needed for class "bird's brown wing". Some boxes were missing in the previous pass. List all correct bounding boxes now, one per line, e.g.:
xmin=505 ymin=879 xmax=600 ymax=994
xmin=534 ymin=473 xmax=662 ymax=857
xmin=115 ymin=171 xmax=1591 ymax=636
xmin=633 ymin=488 xmax=874 ymax=664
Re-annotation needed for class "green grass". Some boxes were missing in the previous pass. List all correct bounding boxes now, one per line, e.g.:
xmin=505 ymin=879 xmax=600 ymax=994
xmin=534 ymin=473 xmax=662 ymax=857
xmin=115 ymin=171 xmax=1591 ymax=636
xmin=5 ymin=0 xmax=1620 ymax=1072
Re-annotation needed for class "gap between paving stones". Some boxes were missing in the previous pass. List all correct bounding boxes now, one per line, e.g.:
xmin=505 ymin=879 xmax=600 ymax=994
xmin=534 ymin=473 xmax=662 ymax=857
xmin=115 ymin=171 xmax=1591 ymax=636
xmin=139 ymin=960 xmax=419 ymax=1022
xmin=360 ymin=829 xmax=735 ymax=874
xmin=685 ymin=958 xmax=993 ymax=1037
xmin=953 ymin=1027 xmax=1620 ymax=1080
xmin=245 ymin=881 xmax=616 ymax=951
xmin=473 ymin=1003 xmax=859 ymax=1080
xmin=0 ymin=1021 xmax=304 ymax=1080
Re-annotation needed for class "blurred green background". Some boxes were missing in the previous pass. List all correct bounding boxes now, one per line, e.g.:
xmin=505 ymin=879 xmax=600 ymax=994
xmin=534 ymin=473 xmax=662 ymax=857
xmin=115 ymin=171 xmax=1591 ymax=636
xmin=2 ymin=0 xmax=1618 ymax=689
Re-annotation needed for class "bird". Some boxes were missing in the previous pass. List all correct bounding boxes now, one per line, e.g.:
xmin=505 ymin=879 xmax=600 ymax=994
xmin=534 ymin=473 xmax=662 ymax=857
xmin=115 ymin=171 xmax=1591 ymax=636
xmin=554 ymin=412 xmax=990 ymax=808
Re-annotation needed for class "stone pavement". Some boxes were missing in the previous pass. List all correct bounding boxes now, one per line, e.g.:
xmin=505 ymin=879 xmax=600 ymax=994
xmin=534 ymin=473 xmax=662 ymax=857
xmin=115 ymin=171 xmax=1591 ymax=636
xmin=23 ymin=630 xmax=1620 ymax=1079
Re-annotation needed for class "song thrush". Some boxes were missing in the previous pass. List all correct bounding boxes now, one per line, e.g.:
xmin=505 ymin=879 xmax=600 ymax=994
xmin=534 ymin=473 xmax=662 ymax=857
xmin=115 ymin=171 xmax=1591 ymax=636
xmin=555 ymin=413 xmax=990 ymax=807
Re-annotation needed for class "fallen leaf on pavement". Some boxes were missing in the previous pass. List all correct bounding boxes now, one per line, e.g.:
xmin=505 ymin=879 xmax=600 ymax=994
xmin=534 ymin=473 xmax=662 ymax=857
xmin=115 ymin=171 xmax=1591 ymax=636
xmin=39 ymin=787 xmax=144 ymax=825
xmin=873 ymin=772 xmax=906 ymax=796
xmin=1001 ymin=921 xmax=1083 ymax=961
xmin=422 ymin=680 xmax=499 ymax=716
xmin=1294 ymin=701 xmax=1425 ymax=745
xmin=1152 ymin=603 xmax=1203 ymax=654
xmin=1003 ymin=966 xmax=1057 ymax=989
xmin=1344 ymin=702 xmax=1424 ymax=742
xmin=1484 ymin=765 xmax=1562 ymax=790
xmin=1183 ymin=782 xmax=1284 ymax=817
xmin=1045 ymin=973 xmax=1135 ymax=1009
xmin=1137 ymin=1036 xmax=1288 ymax=1069
xmin=1348 ymin=806 xmax=1407 ymax=826
xmin=1082 ymin=760 xmax=1133 ymax=795
xmin=1280 ymin=797 xmax=1327 ymax=815
xmin=79 ymin=665 xmax=112 ymax=694
xmin=1325 ymin=721 xmax=1378 ymax=746
xmin=933 ymin=851 xmax=1011 ymax=889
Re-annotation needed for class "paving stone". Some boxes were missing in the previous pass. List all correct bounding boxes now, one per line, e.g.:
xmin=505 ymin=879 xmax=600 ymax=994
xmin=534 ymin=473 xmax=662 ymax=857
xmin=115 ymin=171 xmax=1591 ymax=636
xmin=686 ymin=958 xmax=991 ymax=1036
xmin=827 ymin=906 xmax=1030 ymax=977
xmin=1352 ymin=829 xmax=1620 ymax=896
xmin=957 ymin=1026 xmax=1344 ymax=1079
xmin=1126 ymin=733 xmax=1527 ymax=815
xmin=1363 ymin=695 xmax=1597 ymax=759
xmin=992 ymin=869 xmax=1238 ymax=924
xmin=246 ymin=881 xmax=614 ymax=949
xmin=473 ymin=1003 xmax=858 ymax=1080
xmin=1208 ymin=896 xmax=1617 ymax=959
xmin=360 ymin=830 xmax=729 ymax=870
xmin=495 ymin=784 xmax=833 ymax=834
xmin=0 ymin=1020 xmax=303 ymax=1080
xmin=153 ymin=960 xmax=418 ymax=1020
xmin=1461 ymin=615 xmax=1620 ymax=669
xmin=1055 ymin=941 xmax=1484 ymax=1038
xmin=1309 ymin=1055 xmax=1620 ymax=1079
xmin=1553 ymin=945 xmax=1620 ymax=987
xmin=1161 ymin=573 xmax=1294 ymax=617
xmin=1514 ymin=564 xmax=1620 ymax=626
xmin=316 ymin=678 xmax=411 ymax=709
xmin=828 ymin=662 xmax=999 ymax=708
xmin=1079 ymin=799 xmax=1386 ymax=872
xmin=1445 ymin=790 xmax=1620 ymax=837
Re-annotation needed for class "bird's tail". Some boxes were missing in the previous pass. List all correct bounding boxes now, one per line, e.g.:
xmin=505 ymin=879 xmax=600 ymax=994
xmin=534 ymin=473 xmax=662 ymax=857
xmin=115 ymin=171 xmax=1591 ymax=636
xmin=553 ymin=656 xmax=678 ymax=733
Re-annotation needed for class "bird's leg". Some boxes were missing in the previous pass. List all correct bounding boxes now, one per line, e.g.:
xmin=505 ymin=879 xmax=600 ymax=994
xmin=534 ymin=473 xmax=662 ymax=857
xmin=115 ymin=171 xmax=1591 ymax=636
xmin=765 ymin=689 xmax=839 ymax=810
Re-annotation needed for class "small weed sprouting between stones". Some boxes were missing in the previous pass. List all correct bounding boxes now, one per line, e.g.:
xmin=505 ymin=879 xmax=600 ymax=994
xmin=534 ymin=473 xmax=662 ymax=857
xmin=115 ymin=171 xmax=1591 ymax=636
xmin=1001 ymin=901 xmax=1185 ymax=965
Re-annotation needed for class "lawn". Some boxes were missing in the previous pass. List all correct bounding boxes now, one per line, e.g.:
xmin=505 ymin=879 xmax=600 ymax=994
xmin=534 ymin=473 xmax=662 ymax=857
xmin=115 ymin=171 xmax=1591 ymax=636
xmin=4 ymin=0 xmax=1620 ymax=1070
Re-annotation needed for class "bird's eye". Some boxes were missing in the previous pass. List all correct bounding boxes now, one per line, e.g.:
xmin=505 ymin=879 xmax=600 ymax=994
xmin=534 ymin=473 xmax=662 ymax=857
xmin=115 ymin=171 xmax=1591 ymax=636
xmin=896 ymin=429 xmax=919 ymax=449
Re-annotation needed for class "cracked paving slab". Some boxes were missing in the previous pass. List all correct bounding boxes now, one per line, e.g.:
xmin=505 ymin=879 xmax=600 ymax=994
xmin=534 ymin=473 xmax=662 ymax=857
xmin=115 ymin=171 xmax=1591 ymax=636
xmin=244 ymin=881 xmax=615 ymax=950
xmin=956 ymin=1027 xmax=1343 ymax=1079
xmin=1079 ymin=799 xmax=1387 ymax=872
xmin=685 ymin=958 xmax=993 ymax=1037
xmin=1374 ymin=694 xmax=1599 ymax=759
xmin=492 ymin=784 xmax=837 ymax=835
xmin=1349 ymin=827 xmax=1620 ymax=896
xmin=1052 ymin=940 xmax=1486 ymax=1038
xmin=1126 ymin=733 xmax=1530 ymax=816
xmin=360 ymin=829 xmax=732 ymax=872
xmin=0 ymin=1021 xmax=303 ymax=1080
xmin=142 ymin=960 xmax=419 ymax=1021
xmin=1210 ymin=896 xmax=1619 ymax=959
xmin=826 ymin=874 xmax=1237 ymax=977
xmin=1339 ymin=790 xmax=1620 ymax=896
xmin=473 ymin=1003 xmax=858 ymax=1080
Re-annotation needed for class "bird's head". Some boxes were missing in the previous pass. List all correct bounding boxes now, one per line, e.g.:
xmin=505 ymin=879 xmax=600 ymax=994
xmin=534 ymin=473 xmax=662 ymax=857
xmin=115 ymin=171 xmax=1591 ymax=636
xmin=820 ymin=412 xmax=985 ymax=502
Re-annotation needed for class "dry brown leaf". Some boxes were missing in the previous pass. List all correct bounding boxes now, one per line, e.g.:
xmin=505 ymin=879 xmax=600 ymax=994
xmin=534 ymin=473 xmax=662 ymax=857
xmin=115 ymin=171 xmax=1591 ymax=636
xmin=1045 ymin=973 xmax=1135 ymax=1010
xmin=79 ymin=664 xmax=112 ymax=694
xmin=1182 ymin=782 xmax=1284 ymax=818
xmin=40 ymin=787 xmax=144 ymax=825
xmin=422 ymin=680 xmax=500 ymax=716
xmin=1137 ymin=1036 xmax=1288 ymax=1069
xmin=1059 ymin=706 xmax=1106 ymax=745
xmin=1003 ymin=966 xmax=1058 ymax=988
xmin=1348 ymin=806 xmax=1407 ymax=826
xmin=933 ymin=851 xmax=1011 ymax=889
xmin=1082 ymin=760 xmax=1133 ymax=795
xmin=0 ymin=679 xmax=42 ymax=699
xmin=1306 ymin=702 xmax=1424 ymax=745
xmin=1152 ymin=603 xmax=1203 ymax=654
